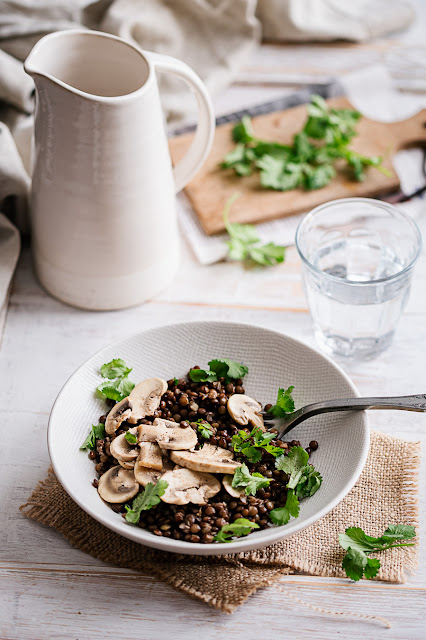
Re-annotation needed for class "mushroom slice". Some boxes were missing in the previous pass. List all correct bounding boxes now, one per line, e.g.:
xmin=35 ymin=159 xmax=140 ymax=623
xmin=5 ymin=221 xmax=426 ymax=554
xmin=127 ymin=378 xmax=168 ymax=423
xmin=134 ymin=459 xmax=174 ymax=486
xmin=138 ymin=418 xmax=198 ymax=450
xmin=223 ymin=474 xmax=245 ymax=498
xmin=160 ymin=467 xmax=221 ymax=505
xmin=117 ymin=458 xmax=136 ymax=470
xmin=105 ymin=397 xmax=133 ymax=435
xmin=97 ymin=466 xmax=139 ymax=503
xmin=227 ymin=394 xmax=265 ymax=431
xmin=110 ymin=429 xmax=139 ymax=462
xmin=137 ymin=442 xmax=163 ymax=471
xmin=170 ymin=444 xmax=242 ymax=474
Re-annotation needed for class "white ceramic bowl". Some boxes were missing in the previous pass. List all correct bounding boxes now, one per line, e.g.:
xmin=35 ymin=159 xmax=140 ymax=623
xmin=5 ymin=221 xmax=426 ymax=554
xmin=48 ymin=321 xmax=369 ymax=556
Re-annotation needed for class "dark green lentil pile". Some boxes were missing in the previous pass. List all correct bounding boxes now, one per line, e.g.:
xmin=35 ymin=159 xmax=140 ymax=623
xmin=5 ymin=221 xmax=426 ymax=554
xmin=90 ymin=367 xmax=318 ymax=544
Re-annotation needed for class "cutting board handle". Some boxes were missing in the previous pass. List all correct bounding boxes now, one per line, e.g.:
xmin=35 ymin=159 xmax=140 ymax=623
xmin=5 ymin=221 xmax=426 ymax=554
xmin=387 ymin=109 xmax=426 ymax=150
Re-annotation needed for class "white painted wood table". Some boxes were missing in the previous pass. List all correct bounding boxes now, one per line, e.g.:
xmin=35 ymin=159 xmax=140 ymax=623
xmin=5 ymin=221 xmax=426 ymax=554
xmin=2 ymin=30 xmax=426 ymax=640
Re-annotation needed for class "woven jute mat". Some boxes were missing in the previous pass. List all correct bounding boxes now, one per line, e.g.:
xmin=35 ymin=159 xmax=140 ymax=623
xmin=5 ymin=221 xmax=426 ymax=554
xmin=20 ymin=430 xmax=420 ymax=613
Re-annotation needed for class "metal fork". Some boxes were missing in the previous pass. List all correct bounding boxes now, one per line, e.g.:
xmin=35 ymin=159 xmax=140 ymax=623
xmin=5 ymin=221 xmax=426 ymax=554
xmin=263 ymin=394 xmax=426 ymax=440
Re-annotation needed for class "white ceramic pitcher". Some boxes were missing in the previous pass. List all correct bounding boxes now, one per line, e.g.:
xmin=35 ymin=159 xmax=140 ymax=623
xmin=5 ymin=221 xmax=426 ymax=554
xmin=24 ymin=30 xmax=214 ymax=310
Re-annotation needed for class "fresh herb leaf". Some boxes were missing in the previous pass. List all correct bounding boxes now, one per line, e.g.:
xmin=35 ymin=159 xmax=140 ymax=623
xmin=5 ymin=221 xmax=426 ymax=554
xmin=269 ymin=489 xmax=300 ymax=526
xmin=339 ymin=524 xmax=416 ymax=581
xmin=80 ymin=423 xmax=105 ymax=451
xmin=270 ymin=386 xmax=295 ymax=418
xmin=220 ymin=96 xmax=387 ymax=193
xmin=295 ymin=466 xmax=322 ymax=498
xmin=232 ymin=427 xmax=283 ymax=462
xmin=100 ymin=359 xmax=131 ymax=379
xmin=232 ymin=116 xmax=255 ymax=144
xmin=214 ymin=518 xmax=259 ymax=542
xmin=173 ymin=377 xmax=179 ymax=385
xmin=97 ymin=358 xmax=135 ymax=402
xmin=223 ymin=194 xmax=286 ymax=266
xmin=275 ymin=446 xmax=310 ymax=489
xmin=196 ymin=420 xmax=213 ymax=439
xmin=125 ymin=431 xmax=138 ymax=444
xmin=124 ymin=480 xmax=168 ymax=524
xmin=188 ymin=368 xmax=217 ymax=383
xmin=208 ymin=358 xmax=248 ymax=380
xmin=232 ymin=463 xmax=270 ymax=496
xmin=189 ymin=358 xmax=248 ymax=383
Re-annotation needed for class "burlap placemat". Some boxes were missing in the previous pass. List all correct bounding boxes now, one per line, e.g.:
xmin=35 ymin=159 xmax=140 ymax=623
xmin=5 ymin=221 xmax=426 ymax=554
xmin=20 ymin=430 xmax=420 ymax=613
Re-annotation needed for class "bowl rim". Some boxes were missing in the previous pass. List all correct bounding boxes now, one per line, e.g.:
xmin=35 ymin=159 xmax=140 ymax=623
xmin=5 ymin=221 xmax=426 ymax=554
xmin=48 ymin=320 xmax=370 ymax=556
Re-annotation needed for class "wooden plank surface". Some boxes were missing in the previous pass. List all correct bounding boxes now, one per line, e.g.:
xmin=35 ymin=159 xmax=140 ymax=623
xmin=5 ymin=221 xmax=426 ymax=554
xmin=2 ymin=18 xmax=426 ymax=639
xmin=169 ymin=98 xmax=426 ymax=234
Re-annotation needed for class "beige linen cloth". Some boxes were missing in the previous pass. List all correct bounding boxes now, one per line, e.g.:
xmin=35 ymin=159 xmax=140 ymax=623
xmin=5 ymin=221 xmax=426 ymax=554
xmin=0 ymin=0 xmax=416 ymax=338
xmin=20 ymin=431 xmax=420 ymax=614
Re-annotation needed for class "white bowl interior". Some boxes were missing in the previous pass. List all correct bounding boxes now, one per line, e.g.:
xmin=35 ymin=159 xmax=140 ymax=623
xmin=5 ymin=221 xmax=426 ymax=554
xmin=48 ymin=322 xmax=369 ymax=555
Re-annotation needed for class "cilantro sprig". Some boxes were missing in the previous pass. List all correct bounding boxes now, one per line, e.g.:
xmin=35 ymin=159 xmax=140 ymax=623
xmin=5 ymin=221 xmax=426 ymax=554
xmin=339 ymin=525 xmax=416 ymax=581
xmin=195 ymin=419 xmax=214 ymax=440
xmin=224 ymin=194 xmax=286 ymax=266
xmin=214 ymin=518 xmax=259 ymax=543
xmin=97 ymin=358 xmax=135 ymax=402
xmin=269 ymin=386 xmax=295 ymax=418
xmin=232 ymin=463 xmax=271 ymax=496
xmin=269 ymin=446 xmax=322 ymax=525
xmin=189 ymin=358 xmax=248 ymax=383
xmin=232 ymin=426 xmax=283 ymax=463
xmin=80 ymin=423 xmax=105 ymax=451
xmin=221 ymin=95 xmax=390 ymax=192
xmin=124 ymin=480 xmax=168 ymax=524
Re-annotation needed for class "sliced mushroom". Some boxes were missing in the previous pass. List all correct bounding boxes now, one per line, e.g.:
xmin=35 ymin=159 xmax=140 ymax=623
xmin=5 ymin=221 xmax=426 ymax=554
xmin=105 ymin=397 xmax=132 ymax=435
xmin=127 ymin=378 xmax=167 ymax=423
xmin=223 ymin=474 xmax=245 ymax=498
xmin=110 ymin=428 xmax=139 ymax=462
xmin=227 ymin=394 xmax=265 ymax=431
xmin=137 ymin=442 xmax=163 ymax=470
xmin=117 ymin=458 xmax=136 ymax=470
xmin=97 ymin=466 xmax=139 ymax=503
xmin=138 ymin=418 xmax=198 ymax=450
xmin=160 ymin=467 xmax=221 ymax=505
xmin=170 ymin=444 xmax=242 ymax=474
xmin=134 ymin=459 xmax=174 ymax=486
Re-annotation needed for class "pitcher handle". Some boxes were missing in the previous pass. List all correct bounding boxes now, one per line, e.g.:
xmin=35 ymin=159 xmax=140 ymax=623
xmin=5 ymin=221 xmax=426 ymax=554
xmin=146 ymin=52 xmax=215 ymax=193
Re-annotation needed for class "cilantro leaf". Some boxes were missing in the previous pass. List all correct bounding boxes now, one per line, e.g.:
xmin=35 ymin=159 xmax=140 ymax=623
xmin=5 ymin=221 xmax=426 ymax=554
xmin=97 ymin=358 xmax=135 ymax=402
xmin=232 ymin=463 xmax=270 ymax=496
xmin=188 ymin=368 xmax=217 ymax=383
xmin=214 ymin=518 xmax=259 ymax=543
xmin=295 ymin=466 xmax=322 ymax=498
xmin=364 ymin=557 xmax=381 ymax=580
xmin=196 ymin=420 xmax=213 ymax=439
xmin=220 ymin=95 xmax=386 ymax=193
xmin=232 ymin=427 xmax=283 ymax=462
xmin=80 ymin=423 xmax=105 ymax=451
xmin=339 ymin=524 xmax=416 ymax=581
xmin=342 ymin=548 xmax=368 ymax=581
xmin=223 ymin=194 xmax=286 ymax=267
xmin=189 ymin=358 xmax=248 ymax=383
xmin=124 ymin=480 xmax=168 ymax=524
xmin=303 ymin=164 xmax=335 ymax=190
xmin=269 ymin=489 xmax=300 ymax=526
xmin=232 ymin=116 xmax=255 ymax=144
xmin=270 ymin=386 xmax=295 ymax=418
xmin=208 ymin=358 xmax=248 ymax=380
xmin=125 ymin=431 xmax=138 ymax=444
xmin=248 ymin=242 xmax=285 ymax=266
xmin=275 ymin=446 xmax=309 ymax=489
xmin=381 ymin=524 xmax=416 ymax=541
xmin=100 ymin=359 xmax=131 ymax=379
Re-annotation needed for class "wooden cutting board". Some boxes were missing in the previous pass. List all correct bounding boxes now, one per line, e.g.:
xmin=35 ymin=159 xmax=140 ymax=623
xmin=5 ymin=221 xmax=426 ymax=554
xmin=169 ymin=97 xmax=426 ymax=235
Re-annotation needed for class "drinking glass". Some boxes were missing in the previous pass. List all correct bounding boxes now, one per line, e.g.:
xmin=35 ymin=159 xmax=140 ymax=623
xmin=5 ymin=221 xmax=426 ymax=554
xmin=295 ymin=198 xmax=422 ymax=358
